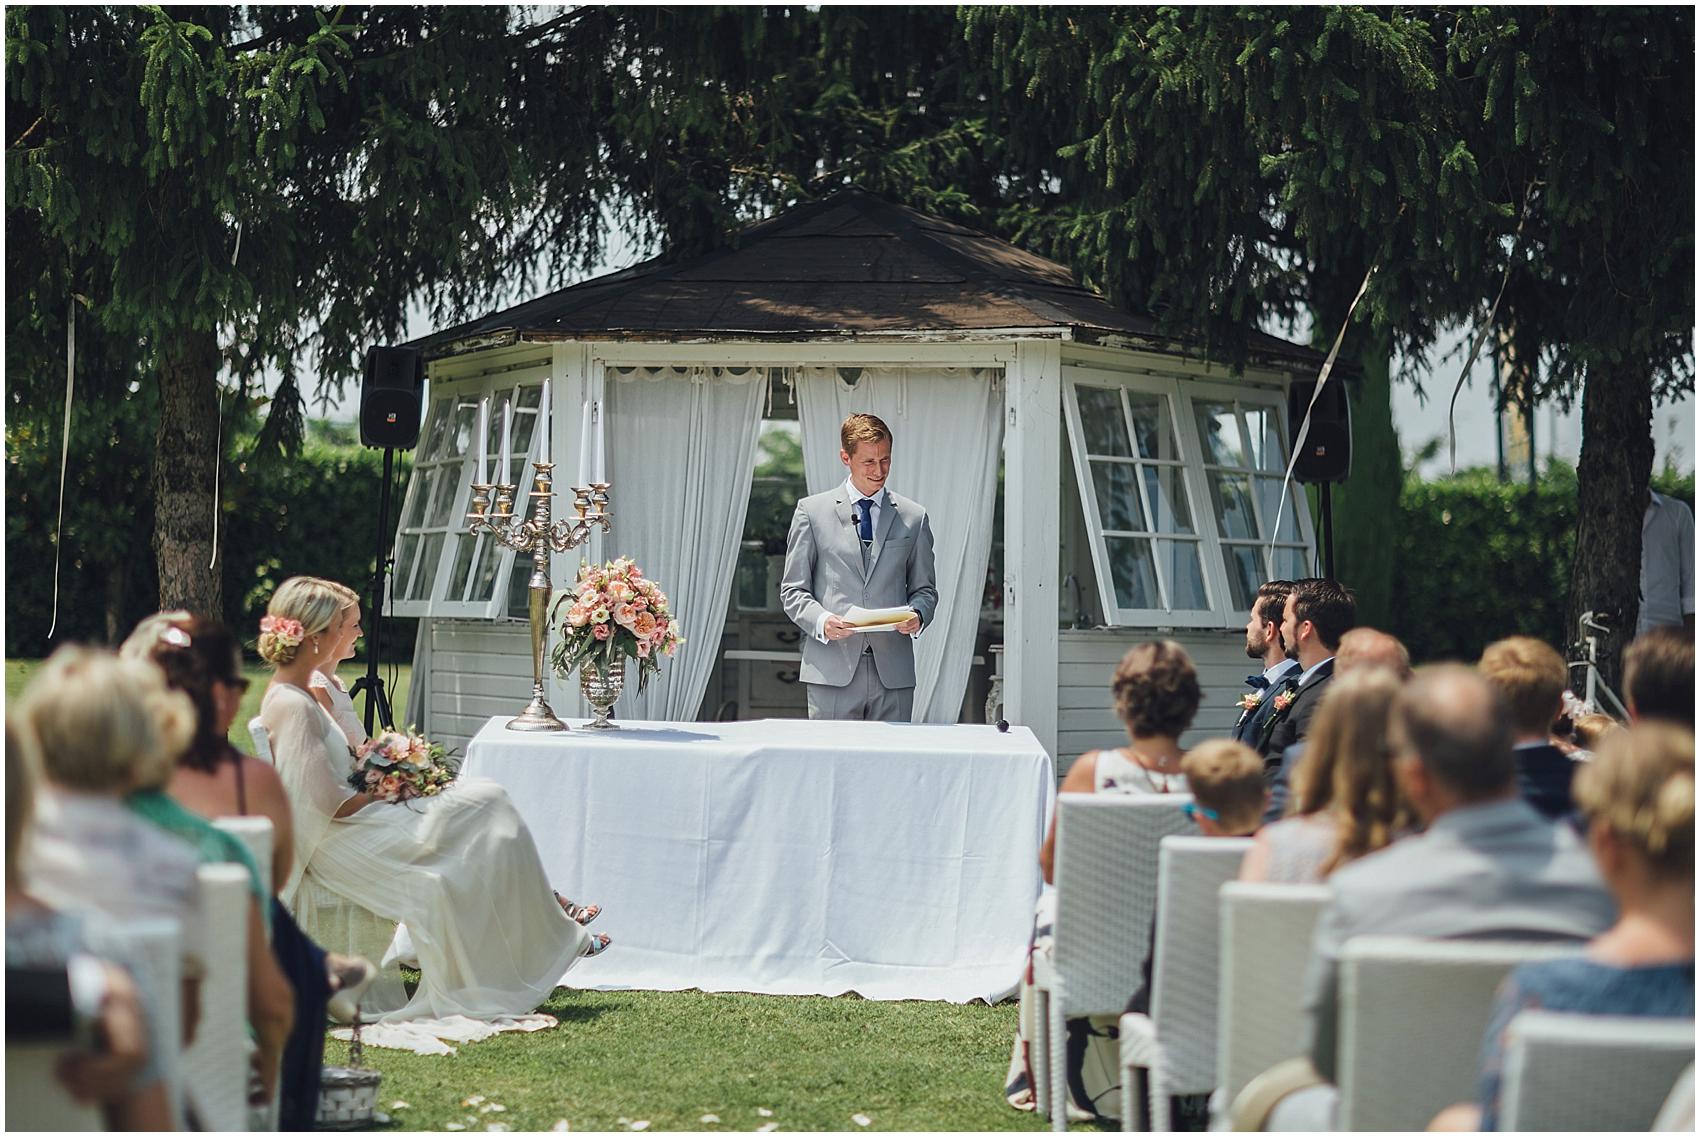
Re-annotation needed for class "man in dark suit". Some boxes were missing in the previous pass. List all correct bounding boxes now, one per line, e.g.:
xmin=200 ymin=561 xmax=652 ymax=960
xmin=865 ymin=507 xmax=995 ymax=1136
xmin=1478 ymin=635 xmax=1576 ymax=819
xmin=1232 ymin=580 xmax=1300 ymax=748
xmin=1257 ymin=577 xmax=1356 ymax=767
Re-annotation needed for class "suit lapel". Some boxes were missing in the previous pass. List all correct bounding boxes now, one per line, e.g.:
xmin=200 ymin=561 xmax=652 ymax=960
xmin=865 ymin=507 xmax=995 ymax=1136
xmin=865 ymin=493 xmax=899 ymax=577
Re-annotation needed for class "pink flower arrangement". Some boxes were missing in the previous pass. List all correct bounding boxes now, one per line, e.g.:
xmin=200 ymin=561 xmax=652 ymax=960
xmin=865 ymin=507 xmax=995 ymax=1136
xmin=258 ymin=615 xmax=306 ymax=661
xmin=550 ymin=556 xmax=684 ymax=692
xmin=347 ymin=726 xmax=458 ymax=804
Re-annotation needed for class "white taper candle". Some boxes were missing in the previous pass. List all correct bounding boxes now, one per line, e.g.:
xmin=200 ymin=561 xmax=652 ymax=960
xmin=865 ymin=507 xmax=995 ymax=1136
xmin=499 ymin=396 xmax=511 ymax=485
xmin=476 ymin=397 xmax=488 ymax=483
xmin=538 ymin=378 xmax=550 ymax=466
xmin=578 ymin=398 xmax=593 ymax=486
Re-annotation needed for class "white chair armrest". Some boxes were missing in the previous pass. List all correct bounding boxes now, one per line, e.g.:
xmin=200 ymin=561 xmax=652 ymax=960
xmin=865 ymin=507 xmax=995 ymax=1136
xmin=1119 ymin=1012 xmax=1158 ymax=1070
xmin=1031 ymin=952 xmax=1058 ymax=992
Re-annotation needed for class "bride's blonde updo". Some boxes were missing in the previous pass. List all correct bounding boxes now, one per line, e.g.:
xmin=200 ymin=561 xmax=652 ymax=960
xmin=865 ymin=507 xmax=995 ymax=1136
xmin=1575 ymin=722 xmax=1695 ymax=880
xmin=260 ymin=576 xmax=347 ymax=666
xmin=17 ymin=645 xmax=194 ymax=792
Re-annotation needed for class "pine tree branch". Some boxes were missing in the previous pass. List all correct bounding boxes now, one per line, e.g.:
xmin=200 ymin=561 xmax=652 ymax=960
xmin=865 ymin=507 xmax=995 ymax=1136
xmin=11 ymin=114 xmax=48 ymax=149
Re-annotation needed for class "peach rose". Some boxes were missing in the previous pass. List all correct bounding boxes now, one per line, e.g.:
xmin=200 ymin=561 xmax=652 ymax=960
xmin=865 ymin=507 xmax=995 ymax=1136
xmin=633 ymin=611 xmax=658 ymax=639
xmin=593 ymin=623 xmax=612 ymax=640
xmin=613 ymin=603 xmax=637 ymax=629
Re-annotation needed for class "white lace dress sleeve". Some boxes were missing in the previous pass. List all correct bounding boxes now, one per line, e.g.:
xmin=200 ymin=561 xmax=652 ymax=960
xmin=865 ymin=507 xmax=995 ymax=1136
xmin=309 ymin=669 xmax=368 ymax=748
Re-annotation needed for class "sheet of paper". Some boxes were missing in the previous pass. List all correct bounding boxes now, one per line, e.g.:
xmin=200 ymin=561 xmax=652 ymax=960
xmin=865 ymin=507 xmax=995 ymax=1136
xmin=843 ymin=605 xmax=916 ymax=634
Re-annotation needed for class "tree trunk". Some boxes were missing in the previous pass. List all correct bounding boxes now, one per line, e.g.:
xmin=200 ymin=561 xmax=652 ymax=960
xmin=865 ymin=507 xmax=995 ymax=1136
xmin=1565 ymin=358 xmax=1653 ymax=701
xmin=103 ymin=560 xmax=128 ymax=645
xmin=1331 ymin=331 xmax=1399 ymax=630
xmin=152 ymin=329 xmax=224 ymax=614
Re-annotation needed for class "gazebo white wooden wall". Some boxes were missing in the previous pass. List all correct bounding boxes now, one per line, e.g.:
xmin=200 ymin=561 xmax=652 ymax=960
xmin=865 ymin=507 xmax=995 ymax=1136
xmin=397 ymin=192 xmax=1323 ymax=774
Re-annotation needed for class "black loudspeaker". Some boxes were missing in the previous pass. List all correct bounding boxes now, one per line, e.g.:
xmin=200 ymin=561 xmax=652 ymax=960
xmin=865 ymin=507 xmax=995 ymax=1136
xmin=359 ymin=346 xmax=424 ymax=450
xmin=1287 ymin=378 xmax=1352 ymax=483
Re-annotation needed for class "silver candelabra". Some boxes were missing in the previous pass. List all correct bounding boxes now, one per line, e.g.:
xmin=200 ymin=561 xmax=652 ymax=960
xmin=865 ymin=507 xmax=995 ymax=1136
xmin=466 ymin=464 xmax=612 ymax=731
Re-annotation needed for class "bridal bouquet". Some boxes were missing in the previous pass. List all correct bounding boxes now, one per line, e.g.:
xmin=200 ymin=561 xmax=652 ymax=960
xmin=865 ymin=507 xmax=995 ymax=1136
xmin=549 ymin=556 xmax=684 ymax=693
xmin=348 ymin=727 xmax=459 ymax=804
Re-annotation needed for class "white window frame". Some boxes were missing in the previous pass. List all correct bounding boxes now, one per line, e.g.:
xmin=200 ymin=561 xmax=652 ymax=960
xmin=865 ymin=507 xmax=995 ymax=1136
xmin=1062 ymin=367 xmax=1318 ymax=628
xmin=1185 ymin=377 xmax=1319 ymax=617
xmin=388 ymin=365 xmax=549 ymax=619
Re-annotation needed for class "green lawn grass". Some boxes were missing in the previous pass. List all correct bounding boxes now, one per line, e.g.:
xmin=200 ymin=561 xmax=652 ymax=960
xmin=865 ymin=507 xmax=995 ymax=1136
xmin=326 ymin=988 xmax=1051 ymax=1133
xmin=7 ymin=659 xmax=411 ymax=754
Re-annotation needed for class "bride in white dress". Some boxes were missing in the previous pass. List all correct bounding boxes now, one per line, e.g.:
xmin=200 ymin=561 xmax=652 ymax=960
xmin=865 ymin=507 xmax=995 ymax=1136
xmin=258 ymin=577 xmax=607 ymax=1028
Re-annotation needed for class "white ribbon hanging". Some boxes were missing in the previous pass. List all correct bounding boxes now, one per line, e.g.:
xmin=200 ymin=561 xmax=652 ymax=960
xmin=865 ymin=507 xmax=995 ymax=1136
xmin=47 ymin=302 xmax=76 ymax=639
xmin=1268 ymin=264 xmax=1378 ymax=569
xmin=210 ymin=220 xmax=243 ymax=571
xmin=1447 ymin=184 xmax=1532 ymax=471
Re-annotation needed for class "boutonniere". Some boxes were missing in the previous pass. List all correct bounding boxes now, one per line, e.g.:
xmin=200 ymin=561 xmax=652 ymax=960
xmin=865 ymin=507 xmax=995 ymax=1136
xmin=1271 ymin=690 xmax=1297 ymax=714
xmin=1236 ymin=691 xmax=1264 ymax=712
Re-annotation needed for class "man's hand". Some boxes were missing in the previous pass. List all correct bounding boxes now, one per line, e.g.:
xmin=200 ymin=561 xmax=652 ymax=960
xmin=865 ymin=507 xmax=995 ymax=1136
xmin=823 ymin=615 xmax=857 ymax=642
xmin=896 ymin=615 xmax=921 ymax=635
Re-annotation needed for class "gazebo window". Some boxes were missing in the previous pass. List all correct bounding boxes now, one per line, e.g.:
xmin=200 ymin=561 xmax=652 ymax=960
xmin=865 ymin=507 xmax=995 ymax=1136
xmin=1063 ymin=368 xmax=1315 ymax=628
xmin=389 ymin=377 xmax=544 ymax=619
xmin=1189 ymin=387 xmax=1313 ymax=611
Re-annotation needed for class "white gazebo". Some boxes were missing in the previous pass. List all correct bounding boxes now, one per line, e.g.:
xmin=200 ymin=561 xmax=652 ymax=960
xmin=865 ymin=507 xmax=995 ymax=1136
xmin=396 ymin=191 xmax=1324 ymax=773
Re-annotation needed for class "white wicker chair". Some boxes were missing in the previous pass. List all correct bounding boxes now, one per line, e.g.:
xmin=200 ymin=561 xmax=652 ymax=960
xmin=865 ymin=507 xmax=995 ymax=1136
xmin=248 ymin=715 xmax=273 ymax=764
xmin=1654 ymin=1063 xmax=1695 ymax=1131
xmin=214 ymin=815 xmax=276 ymax=905
xmin=1500 ymin=1011 xmax=1695 ymax=1131
xmin=1032 ymin=793 xmax=1196 ymax=1131
xmin=181 ymin=864 xmax=253 ymax=1132
xmin=1214 ymin=882 xmax=1331 ymax=1111
xmin=1118 ymin=835 xmax=1253 ymax=1131
xmin=1337 ymin=936 xmax=1582 ymax=1131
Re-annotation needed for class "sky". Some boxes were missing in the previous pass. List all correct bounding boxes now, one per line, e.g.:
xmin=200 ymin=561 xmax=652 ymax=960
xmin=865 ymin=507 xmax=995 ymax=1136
xmin=302 ymin=223 xmax=1696 ymax=479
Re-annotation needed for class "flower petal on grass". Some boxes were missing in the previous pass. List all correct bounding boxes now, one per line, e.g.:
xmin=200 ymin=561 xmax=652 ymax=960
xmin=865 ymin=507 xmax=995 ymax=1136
xmin=550 ymin=1121 xmax=570 ymax=1132
xmin=390 ymin=1101 xmax=410 ymax=1110
xmin=699 ymin=1115 xmax=720 ymax=1124
xmin=446 ymin=1125 xmax=465 ymax=1132
xmin=852 ymin=1115 xmax=871 ymax=1127
xmin=756 ymin=1108 xmax=774 ymax=1117
xmin=757 ymin=1124 xmax=780 ymax=1133
xmin=463 ymin=1095 xmax=487 ymax=1108
xmin=631 ymin=1122 xmax=651 ymax=1132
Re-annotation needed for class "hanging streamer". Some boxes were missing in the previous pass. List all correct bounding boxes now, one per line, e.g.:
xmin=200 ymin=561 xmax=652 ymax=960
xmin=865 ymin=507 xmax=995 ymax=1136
xmin=1447 ymin=183 xmax=1533 ymax=471
xmin=1268 ymin=264 xmax=1378 ymax=568
xmin=47 ymin=303 xmax=77 ymax=640
xmin=210 ymin=220 xmax=244 ymax=571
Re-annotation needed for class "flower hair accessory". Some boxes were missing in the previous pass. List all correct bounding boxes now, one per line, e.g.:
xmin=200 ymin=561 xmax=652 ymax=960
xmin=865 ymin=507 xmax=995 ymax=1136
xmin=258 ymin=615 xmax=306 ymax=663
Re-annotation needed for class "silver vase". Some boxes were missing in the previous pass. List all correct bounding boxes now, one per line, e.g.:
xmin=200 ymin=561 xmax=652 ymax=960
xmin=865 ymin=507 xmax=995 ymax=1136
xmin=580 ymin=660 xmax=625 ymax=729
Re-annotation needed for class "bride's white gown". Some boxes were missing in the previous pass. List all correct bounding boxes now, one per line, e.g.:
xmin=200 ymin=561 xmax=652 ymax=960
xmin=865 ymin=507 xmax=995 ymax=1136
xmin=260 ymin=682 xmax=589 ymax=1029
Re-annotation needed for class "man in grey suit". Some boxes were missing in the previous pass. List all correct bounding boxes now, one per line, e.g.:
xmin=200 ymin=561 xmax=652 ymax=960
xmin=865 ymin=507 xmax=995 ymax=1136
xmin=780 ymin=413 xmax=939 ymax=721
xmin=1282 ymin=665 xmax=1614 ymax=1128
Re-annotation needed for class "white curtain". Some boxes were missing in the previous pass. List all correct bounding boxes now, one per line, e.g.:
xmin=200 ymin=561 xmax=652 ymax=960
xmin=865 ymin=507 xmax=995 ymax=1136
xmin=603 ymin=366 xmax=765 ymax=722
xmin=795 ymin=366 xmax=1004 ymax=723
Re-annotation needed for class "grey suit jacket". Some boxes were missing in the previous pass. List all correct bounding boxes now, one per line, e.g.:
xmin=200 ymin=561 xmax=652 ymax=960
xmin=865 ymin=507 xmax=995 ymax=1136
xmin=779 ymin=486 xmax=939 ymax=688
xmin=1300 ymin=797 xmax=1615 ymax=1082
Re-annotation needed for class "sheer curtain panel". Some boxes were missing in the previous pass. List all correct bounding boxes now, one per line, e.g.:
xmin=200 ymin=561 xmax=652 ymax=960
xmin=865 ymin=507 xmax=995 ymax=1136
xmin=795 ymin=366 xmax=1003 ymax=723
xmin=603 ymin=366 xmax=766 ymax=722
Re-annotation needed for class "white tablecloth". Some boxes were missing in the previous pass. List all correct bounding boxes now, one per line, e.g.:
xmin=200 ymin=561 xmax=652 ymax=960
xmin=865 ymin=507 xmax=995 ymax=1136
xmin=462 ymin=717 xmax=1053 ymax=1003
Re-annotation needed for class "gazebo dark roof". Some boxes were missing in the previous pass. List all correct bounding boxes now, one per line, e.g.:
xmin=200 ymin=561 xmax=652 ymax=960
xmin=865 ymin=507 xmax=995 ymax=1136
xmin=415 ymin=191 xmax=1322 ymax=369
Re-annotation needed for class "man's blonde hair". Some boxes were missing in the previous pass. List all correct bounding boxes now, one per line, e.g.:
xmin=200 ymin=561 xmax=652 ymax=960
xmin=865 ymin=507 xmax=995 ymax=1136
xmin=16 ymin=645 xmax=193 ymax=793
xmin=1182 ymin=739 xmax=1266 ymax=835
xmin=1478 ymin=635 xmax=1568 ymax=736
xmin=840 ymin=413 xmax=891 ymax=457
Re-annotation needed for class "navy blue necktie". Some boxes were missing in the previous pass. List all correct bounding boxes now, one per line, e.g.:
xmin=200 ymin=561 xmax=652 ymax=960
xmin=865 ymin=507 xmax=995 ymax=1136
xmin=857 ymin=498 xmax=876 ymax=544
xmin=1245 ymin=674 xmax=1271 ymax=690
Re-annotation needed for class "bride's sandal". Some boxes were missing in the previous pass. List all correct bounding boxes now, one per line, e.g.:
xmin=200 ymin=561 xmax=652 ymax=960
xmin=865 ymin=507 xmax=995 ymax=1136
xmin=584 ymin=934 xmax=613 ymax=957
xmin=554 ymin=892 xmax=601 ymax=926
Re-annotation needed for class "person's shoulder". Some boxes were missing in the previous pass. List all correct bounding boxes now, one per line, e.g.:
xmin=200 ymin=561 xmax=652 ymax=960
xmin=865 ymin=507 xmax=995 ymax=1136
xmin=885 ymin=489 xmax=927 ymax=519
xmin=794 ymin=487 xmax=840 ymax=517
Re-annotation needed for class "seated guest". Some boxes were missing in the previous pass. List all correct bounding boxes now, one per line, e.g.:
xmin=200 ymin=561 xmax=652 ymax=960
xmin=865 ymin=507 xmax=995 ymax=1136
xmin=1257 ymin=578 xmax=1357 ymax=767
xmin=1241 ymin=668 xmax=1410 ymax=885
xmin=1624 ymin=626 xmax=1695 ymax=728
xmin=1478 ymin=636 xmax=1577 ymax=819
xmin=1431 ymin=722 xmax=1694 ymax=1131
xmin=126 ymin=612 xmax=375 ymax=1127
xmin=1009 ymin=640 xmax=1203 ymax=1120
xmin=1272 ymin=666 xmax=1615 ymax=1129
xmin=1570 ymin=711 xmax=1625 ymax=755
xmin=18 ymin=647 xmax=209 ymax=1047
xmin=1264 ymin=626 xmax=1410 ymax=824
xmin=1038 ymin=641 xmax=1201 ymax=881
xmin=7 ymin=718 xmax=172 ymax=1131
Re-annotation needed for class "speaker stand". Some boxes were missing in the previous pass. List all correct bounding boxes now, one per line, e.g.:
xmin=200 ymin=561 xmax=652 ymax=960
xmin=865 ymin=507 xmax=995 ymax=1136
xmin=349 ymin=446 xmax=399 ymax=736
xmin=1320 ymin=482 xmax=1336 ymax=579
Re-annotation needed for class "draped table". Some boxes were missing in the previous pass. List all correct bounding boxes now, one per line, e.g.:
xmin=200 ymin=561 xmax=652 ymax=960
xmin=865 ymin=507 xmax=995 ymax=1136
xmin=461 ymin=716 xmax=1054 ymax=1003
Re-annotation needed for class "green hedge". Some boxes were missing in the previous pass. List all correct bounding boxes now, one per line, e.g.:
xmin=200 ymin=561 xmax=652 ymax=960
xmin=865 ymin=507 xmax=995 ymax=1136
xmin=5 ymin=420 xmax=418 ymax=660
xmin=1388 ymin=464 xmax=1694 ymax=663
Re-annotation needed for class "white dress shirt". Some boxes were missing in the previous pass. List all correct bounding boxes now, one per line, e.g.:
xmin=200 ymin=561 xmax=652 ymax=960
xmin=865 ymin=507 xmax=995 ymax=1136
xmin=1639 ymin=490 xmax=1695 ymax=634
xmin=813 ymin=480 xmax=889 ymax=644
xmin=1297 ymin=655 xmax=1335 ymax=688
